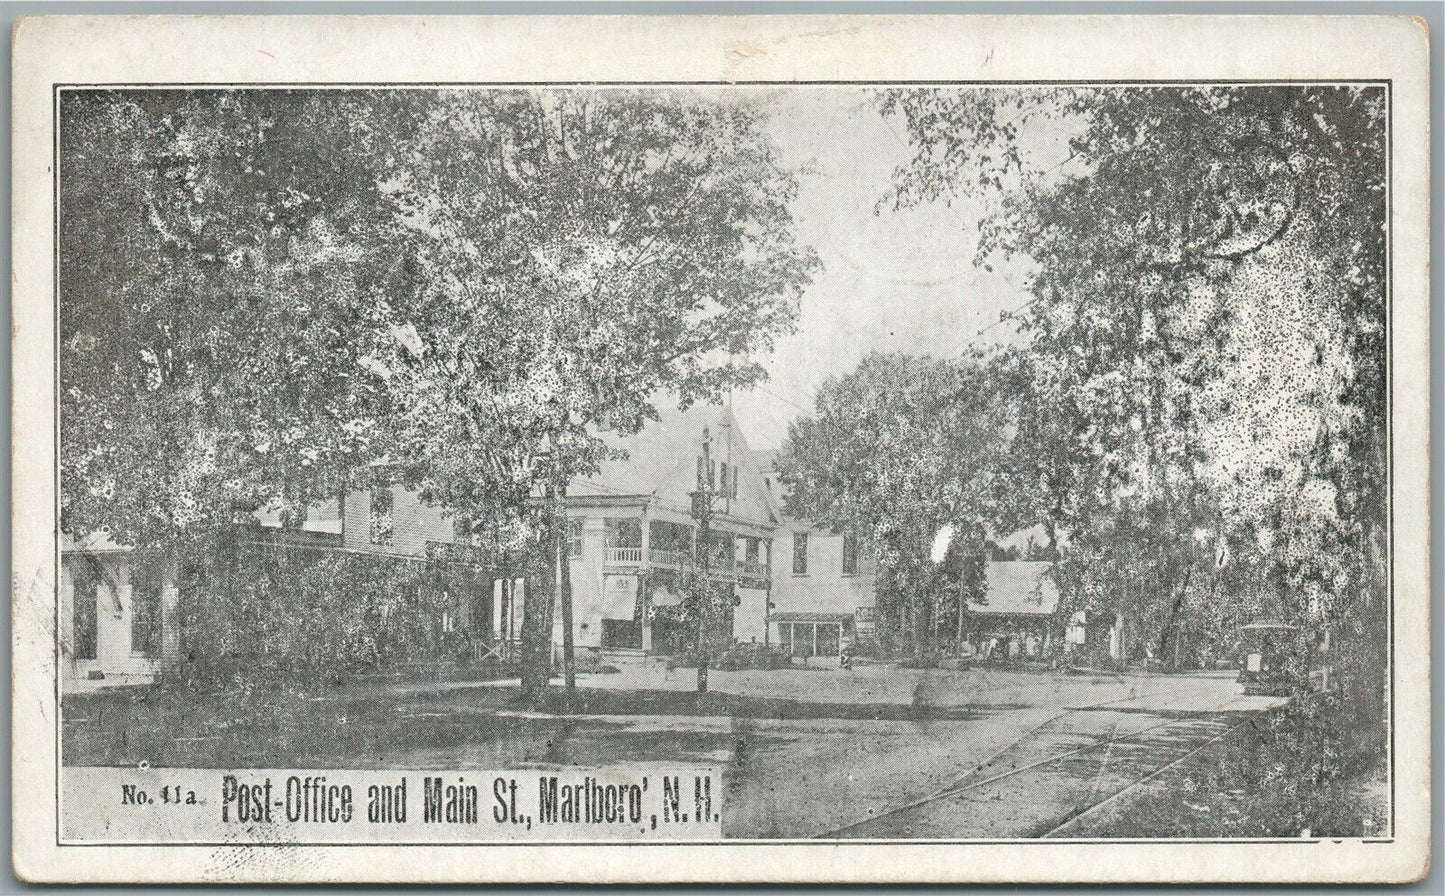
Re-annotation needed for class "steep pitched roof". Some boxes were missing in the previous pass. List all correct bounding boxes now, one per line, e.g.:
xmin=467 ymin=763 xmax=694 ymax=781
xmin=570 ymin=401 xmax=781 ymax=527
xmin=752 ymin=449 xmax=782 ymax=478
xmin=970 ymin=561 xmax=1060 ymax=615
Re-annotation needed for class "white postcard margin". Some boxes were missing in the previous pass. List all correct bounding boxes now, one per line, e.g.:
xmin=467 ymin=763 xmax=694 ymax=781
xmin=10 ymin=13 xmax=1431 ymax=884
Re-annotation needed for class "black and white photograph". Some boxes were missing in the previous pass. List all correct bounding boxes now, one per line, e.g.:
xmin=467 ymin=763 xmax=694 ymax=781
xmin=11 ymin=13 xmax=1431 ymax=885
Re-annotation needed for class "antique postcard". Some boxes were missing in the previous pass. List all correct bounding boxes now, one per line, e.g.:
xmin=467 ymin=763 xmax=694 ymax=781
xmin=10 ymin=14 xmax=1431 ymax=884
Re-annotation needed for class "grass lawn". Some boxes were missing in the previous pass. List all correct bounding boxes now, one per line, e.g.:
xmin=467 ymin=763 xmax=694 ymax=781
xmin=61 ymin=676 xmax=990 ymax=770
xmin=63 ymin=680 xmax=737 ymax=770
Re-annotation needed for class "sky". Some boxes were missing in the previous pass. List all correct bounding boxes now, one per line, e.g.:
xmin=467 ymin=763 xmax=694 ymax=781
xmin=718 ymin=87 xmax=1068 ymax=449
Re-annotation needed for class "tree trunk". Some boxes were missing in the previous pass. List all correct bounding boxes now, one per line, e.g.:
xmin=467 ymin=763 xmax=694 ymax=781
xmin=1156 ymin=564 xmax=1193 ymax=671
xmin=955 ymin=585 xmax=966 ymax=650
xmin=518 ymin=503 xmax=557 ymax=708
xmin=557 ymin=486 xmax=576 ymax=704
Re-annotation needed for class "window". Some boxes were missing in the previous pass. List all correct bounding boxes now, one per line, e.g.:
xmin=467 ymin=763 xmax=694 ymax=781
xmin=719 ymin=462 xmax=729 ymax=496
xmin=842 ymin=533 xmax=859 ymax=576
xmin=70 ymin=557 xmax=98 ymax=660
xmin=369 ymin=486 xmax=394 ymax=546
xmin=792 ymin=532 xmax=809 ymax=575
xmin=130 ymin=560 xmax=163 ymax=658
xmin=730 ymin=466 xmax=740 ymax=498
xmin=568 ymin=519 xmax=584 ymax=559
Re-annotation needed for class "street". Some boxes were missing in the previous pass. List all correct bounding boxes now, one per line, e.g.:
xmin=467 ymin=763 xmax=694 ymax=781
xmin=546 ymin=662 xmax=1284 ymax=838
xmin=63 ymin=663 xmax=1284 ymax=839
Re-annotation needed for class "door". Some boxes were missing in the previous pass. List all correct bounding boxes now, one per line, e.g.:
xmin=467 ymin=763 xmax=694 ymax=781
xmin=817 ymin=622 xmax=840 ymax=657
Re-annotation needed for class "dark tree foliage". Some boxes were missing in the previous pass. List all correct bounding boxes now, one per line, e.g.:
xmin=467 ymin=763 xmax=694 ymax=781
xmin=60 ymin=90 xmax=423 ymax=551
xmin=777 ymin=353 xmax=1007 ymax=654
xmin=374 ymin=90 xmax=817 ymax=700
xmin=59 ymin=89 xmax=816 ymax=700
xmin=882 ymin=87 xmax=1386 ymax=698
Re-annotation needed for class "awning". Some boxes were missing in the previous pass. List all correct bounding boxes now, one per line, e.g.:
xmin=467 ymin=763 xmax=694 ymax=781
xmin=768 ymin=612 xmax=852 ymax=624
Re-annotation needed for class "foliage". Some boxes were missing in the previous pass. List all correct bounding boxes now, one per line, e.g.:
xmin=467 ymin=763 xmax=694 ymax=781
xmin=366 ymin=90 xmax=816 ymax=700
xmin=59 ymin=90 xmax=422 ymax=551
xmin=777 ymin=353 xmax=1006 ymax=651
xmin=60 ymin=89 xmax=816 ymax=704
xmin=371 ymin=90 xmax=818 ymax=535
xmin=60 ymin=86 xmax=815 ymax=552
xmin=644 ymin=564 xmax=738 ymax=655
xmin=169 ymin=537 xmax=487 ymax=690
xmin=880 ymin=86 xmax=1387 ymax=678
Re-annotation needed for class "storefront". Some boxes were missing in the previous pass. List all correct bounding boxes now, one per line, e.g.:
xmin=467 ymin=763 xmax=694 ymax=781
xmin=770 ymin=612 xmax=852 ymax=660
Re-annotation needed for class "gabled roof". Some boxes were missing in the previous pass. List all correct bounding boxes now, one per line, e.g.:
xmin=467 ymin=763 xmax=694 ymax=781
xmin=750 ymin=447 xmax=848 ymax=535
xmin=569 ymin=400 xmax=781 ymax=528
xmin=970 ymin=561 xmax=1060 ymax=615
xmin=752 ymin=449 xmax=782 ymax=478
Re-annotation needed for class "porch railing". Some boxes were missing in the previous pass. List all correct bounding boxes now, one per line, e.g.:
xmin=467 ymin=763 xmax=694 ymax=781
xmin=468 ymin=638 xmax=519 ymax=665
xmin=739 ymin=558 xmax=769 ymax=577
xmin=649 ymin=548 xmax=686 ymax=568
xmin=598 ymin=546 xmax=767 ymax=579
xmin=604 ymin=547 xmax=644 ymax=565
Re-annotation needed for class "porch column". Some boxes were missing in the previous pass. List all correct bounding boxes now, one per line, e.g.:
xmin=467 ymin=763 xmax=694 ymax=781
xmin=160 ymin=561 xmax=180 ymax=668
xmin=640 ymin=503 xmax=653 ymax=652
xmin=492 ymin=578 xmax=504 ymax=641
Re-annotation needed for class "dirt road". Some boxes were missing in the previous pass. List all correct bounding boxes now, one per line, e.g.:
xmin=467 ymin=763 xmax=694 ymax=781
xmin=64 ymin=663 xmax=1284 ymax=840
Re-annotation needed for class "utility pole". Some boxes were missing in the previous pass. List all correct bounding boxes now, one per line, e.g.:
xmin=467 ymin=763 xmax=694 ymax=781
xmin=692 ymin=426 xmax=715 ymax=693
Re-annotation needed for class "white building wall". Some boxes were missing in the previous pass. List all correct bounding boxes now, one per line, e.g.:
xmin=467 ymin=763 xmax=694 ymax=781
xmin=561 ymin=515 xmax=609 ymax=651
xmin=770 ymin=526 xmax=877 ymax=618
xmin=343 ymin=486 xmax=461 ymax=555
xmin=60 ymin=552 xmax=174 ymax=691
xmin=734 ymin=586 xmax=769 ymax=643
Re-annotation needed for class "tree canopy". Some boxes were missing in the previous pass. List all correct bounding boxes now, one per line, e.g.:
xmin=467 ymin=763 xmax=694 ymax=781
xmin=777 ymin=352 xmax=1005 ymax=649
xmin=59 ymin=90 xmax=423 ymax=549
xmin=59 ymin=89 xmax=817 ymax=554
xmin=374 ymin=90 xmax=818 ymax=540
xmin=877 ymin=85 xmax=1387 ymax=669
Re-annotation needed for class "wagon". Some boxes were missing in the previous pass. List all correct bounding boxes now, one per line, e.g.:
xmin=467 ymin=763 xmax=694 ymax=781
xmin=1237 ymin=622 xmax=1310 ymax=696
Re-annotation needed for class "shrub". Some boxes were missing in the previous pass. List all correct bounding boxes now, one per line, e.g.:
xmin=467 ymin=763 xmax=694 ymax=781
xmin=169 ymin=536 xmax=491 ymax=690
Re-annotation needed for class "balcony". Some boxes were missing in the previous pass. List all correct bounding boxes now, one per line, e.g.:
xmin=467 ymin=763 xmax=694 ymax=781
xmin=604 ymin=546 xmax=644 ymax=566
xmin=649 ymin=548 xmax=687 ymax=569
xmin=739 ymin=558 xmax=769 ymax=578
xmin=598 ymin=546 xmax=768 ymax=583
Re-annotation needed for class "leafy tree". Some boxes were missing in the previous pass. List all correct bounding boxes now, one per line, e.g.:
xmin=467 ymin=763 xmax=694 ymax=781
xmin=882 ymin=87 xmax=1387 ymax=689
xmin=59 ymin=90 xmax=422 ymax=552
xmin=59 ymin=89 xmax=817 ymax=706
xmin=777 ymin=353 xmax=1006 ymax=654
xmin=370 ymin=90 xmax=818 ymax=702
